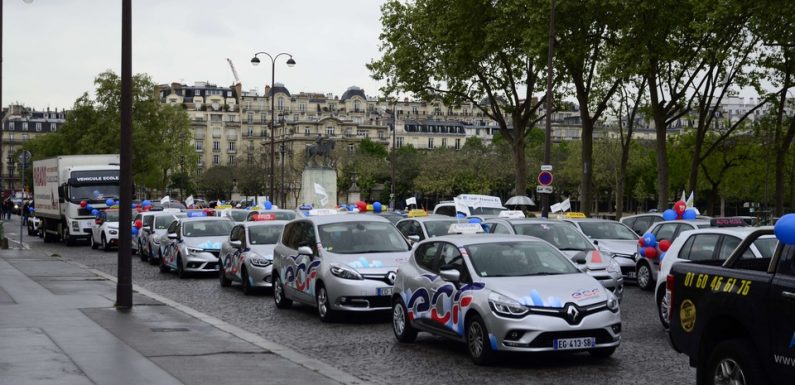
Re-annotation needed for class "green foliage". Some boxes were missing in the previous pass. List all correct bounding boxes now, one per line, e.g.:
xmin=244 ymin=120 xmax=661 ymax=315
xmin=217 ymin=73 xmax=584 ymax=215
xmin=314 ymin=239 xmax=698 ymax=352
xmin=23 ymin=70 xmax=196 ymax=192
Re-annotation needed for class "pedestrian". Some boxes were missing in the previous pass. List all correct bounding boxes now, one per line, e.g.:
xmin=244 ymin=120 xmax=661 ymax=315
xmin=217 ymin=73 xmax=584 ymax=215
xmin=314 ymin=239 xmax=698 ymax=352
xmin=4 ymin=200 xmax=11 ymax=220
xmin=22 ymin=201 xmax=30 ymax=225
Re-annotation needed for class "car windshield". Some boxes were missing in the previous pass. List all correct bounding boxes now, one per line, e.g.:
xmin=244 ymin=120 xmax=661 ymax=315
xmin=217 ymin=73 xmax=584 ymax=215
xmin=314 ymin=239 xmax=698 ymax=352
xmin=424 ymin=220 xmax=459 ymax=237
xmin=465 ymin=241 xmax=579 ymax=277
xmin=248 ymin=225 xmax=285 ymax=245
xmin=71 ymin=185 xmax=120 ymax=201
xmin=226 ymin=210 xmax=248 ymax=222
xmin=155 ymin=215 xmax=179 ymax=229
xmin=104 ymin=211 xmax=119 ymax=222
xmin=513 ymin=223 xmax=594 ymax=251
xmin=468 ymin=207 xmax=504 ymax=215
xmin=578 ymin=222 xmax=638 ymax=240
xmin=183 ymin=220 xmax=233 ymax=237
xmin=318 ymin=221 xmax=411 ymax=254
xmin=753 ymin=238 xmax=777 ymax=258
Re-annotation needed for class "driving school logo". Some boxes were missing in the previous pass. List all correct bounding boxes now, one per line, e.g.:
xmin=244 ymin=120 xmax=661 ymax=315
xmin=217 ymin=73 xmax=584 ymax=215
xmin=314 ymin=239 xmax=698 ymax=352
xmin=680 ymin=299 xmax=696 ymax=332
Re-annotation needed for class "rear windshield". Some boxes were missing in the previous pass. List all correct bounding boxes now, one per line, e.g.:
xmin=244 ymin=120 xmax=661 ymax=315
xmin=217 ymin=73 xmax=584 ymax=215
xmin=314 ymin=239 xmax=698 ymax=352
xmin=578 ymin=222 xmax=638 ymax=240
xmin=466 ymin=241 xmax=578 ymax=277
xmin=424 ymin=220 xmax=458 ymax=237
xmin=104 ymin=211 xmax=119 ymax=222
xmin=248 ymin=225 xmax=285 ymax=245
xmin=753 ymin=238 xmax=777 ymax=259
xmin=319 ymin=221 xmax=410 ymax=254
xmin=155 ymin=215 xmax=180 ymax=229
xmin=226 ymin=210 xmax=248 ymax=222
xmin=513 ymin=223 xmax=594 ymax=251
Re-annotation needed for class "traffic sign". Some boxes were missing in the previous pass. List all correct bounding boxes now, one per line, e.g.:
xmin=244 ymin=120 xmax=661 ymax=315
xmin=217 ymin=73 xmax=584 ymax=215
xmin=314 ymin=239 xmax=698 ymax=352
xmin=536 ymin=185 xmax=553 ymax=194
xmin=541 ymin=164 xmax=553 ymax=171
xmin=537 ymin=171 xmax=553 ymax=186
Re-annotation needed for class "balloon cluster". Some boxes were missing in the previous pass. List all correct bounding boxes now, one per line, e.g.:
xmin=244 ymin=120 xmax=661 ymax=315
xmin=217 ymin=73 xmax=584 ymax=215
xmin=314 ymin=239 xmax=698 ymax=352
xmin=264 ymin=201 xmax=273 ymax=210
xmin=662 ymin=200 xmax=697 ymax=221
xmin=638 ymin=232 xmax=671 ymax=261
xmin=351 ymin=201 xmax=383 ymax=213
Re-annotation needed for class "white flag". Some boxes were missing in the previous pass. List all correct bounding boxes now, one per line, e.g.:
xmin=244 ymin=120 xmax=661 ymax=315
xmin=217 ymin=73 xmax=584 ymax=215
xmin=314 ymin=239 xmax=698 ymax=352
xmin=185 ymin=195 xmax=194 ymax=208
xmin=686 ymin=191 xmax=694 ymax=208
xmin=313 ymin=183 xmax=329 ymax=207
xmin=160 ymin=195 xmax=170 ymax=204
xmin=453 ymin=197 xmax=471 ymax=216
xmin=550 ymin=203 xmax=563 ymax=213
xmin=680 ymin=190 xmax=686 ymax=203
xmin=560 ymin=198 xmax=571 ymax=212
xmin=405 ymin=197 xmax=417 ymax=206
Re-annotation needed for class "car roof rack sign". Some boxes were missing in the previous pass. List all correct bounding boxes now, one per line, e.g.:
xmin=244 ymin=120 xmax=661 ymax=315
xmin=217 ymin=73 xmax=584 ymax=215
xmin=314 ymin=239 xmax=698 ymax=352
xmin=448 ymin=223 xmax=485 ymax=234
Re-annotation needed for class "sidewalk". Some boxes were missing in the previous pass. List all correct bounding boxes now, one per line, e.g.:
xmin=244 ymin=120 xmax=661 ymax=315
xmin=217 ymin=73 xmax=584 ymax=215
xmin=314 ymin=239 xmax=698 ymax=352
xmin=0 ymin=247 xmax=356 ymax=385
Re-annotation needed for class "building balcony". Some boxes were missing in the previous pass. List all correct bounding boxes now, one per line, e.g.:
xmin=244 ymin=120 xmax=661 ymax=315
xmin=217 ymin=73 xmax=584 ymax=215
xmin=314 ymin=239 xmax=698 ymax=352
xmin=212 ymin=148 xmax=221 ymax=153
xmin=227 ymin=149 xmax=237 ymax=154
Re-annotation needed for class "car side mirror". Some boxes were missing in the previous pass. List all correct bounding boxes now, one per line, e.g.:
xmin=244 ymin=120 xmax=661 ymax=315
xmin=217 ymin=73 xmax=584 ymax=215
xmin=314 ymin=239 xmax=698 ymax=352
xmin=407 ymin=235 xmax=420 ymax=243
xmin=229 ymin=240 xmax=242 ymax=249
xmin=144 ymin=225 xmax=153 ymax=232
xmin=593 ymin=239 xmax=599 ymax=246
xmin=167 ymin=232 xmax=178 ymax=240
xmin=297 ymin=246 xmax=313 ymax=257
xmin=572 ymin=254 xmax=587 ymax=264
xmin=439 ymin=269 xmax=460 ymax=282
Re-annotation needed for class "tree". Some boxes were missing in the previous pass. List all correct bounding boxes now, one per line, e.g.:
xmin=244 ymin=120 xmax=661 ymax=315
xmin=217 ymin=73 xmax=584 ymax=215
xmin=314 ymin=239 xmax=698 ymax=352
xmin=369 ymin=0 xmax=551 ymax=196
xmin=22 ymin=70 xmax=196 ymax=194
xmin=200 ymin=166 xmax=235 ymax=201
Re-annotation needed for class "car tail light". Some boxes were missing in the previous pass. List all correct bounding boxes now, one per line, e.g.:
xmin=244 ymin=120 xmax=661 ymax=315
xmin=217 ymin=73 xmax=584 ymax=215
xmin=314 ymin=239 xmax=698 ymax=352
xmin=666 ymin=274 xmax=675 ymax=322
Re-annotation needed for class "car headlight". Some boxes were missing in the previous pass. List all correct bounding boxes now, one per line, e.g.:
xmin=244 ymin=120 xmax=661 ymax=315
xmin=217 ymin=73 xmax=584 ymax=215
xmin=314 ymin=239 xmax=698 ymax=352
xmin=329 ymin=263 xmax=363 ymax=280
xmin=488 ymin=292 xmax=529 ymax=318
xmin=249 ymin=255 xmax=272 ymax=267
xmin=607 ymin=294 xmax=620 ymax=313
xmin=187 ymin=247 xmax=204 ymax=255
xmin=607 ymin=258 xmax=621 ymax=275
xmin=109 ymin=229 xmax=118 ymax=235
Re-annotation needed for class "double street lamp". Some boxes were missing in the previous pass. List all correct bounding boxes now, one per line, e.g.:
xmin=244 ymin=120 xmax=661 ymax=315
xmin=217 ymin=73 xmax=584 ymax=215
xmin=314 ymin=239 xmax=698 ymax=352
xmin=251 ymin=52 xmax=295 ymax=207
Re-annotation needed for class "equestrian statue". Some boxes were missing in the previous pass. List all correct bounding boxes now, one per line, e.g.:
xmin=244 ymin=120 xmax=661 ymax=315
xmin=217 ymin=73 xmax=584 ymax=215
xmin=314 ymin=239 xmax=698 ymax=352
xmin=305 ymin=134 xmax=335 ymax=168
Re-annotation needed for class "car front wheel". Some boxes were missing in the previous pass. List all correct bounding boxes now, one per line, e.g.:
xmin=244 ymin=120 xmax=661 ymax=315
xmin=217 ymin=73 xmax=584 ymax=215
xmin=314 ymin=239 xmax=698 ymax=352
xmin=273 ymin=275 xmax=292 ymax=309
xmin=219 ymin=262 xmax=232 ymax=287
xmin=316 ymin=284 xmax=337 ymax=322
xmin=392 ymin=298 xmax=418 ymax=343
xmin=466 ymin=313 xmax=497 ymax=365
xmin=657 ymin=288 xmax=670 ymax=330
xmin=636 ymin=261 xmax=653 ymax=291
xmin=702 ymin=339 xmax=763 ymax=385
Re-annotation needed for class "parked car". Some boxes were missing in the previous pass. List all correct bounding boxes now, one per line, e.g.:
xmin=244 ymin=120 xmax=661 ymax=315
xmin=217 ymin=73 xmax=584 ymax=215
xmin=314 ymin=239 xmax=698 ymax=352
xmin=392 ymin=234 xmax=621 ymax=364
xmin=272 ymin=213 xmax=412 ymax=321
xmin=219 ymin=219 xmax=288 ymax=294
xmin=158 ymin=214 xmax=233 ymax=278
xmin=563 ymin=218 xmax=639 ymax=280
xmin=635 ymin=219 xmax=713 ymax=291
xmin=90 ymin=209 xmax=120 ymax=251
xmin=483 ymin=218 xmax=624 ymax=300
xmin=138 ymin=211 xmax=184 ymax=264
xmin=395 ymin=216 xmax=460 ymax=242
xmin=245 ymin=209 xmax=297 ymax=222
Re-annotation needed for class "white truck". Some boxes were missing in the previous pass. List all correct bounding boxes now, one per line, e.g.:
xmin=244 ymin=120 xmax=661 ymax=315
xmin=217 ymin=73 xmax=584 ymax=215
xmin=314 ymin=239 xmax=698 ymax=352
xmin=32 ymin=155 xmax=121 ymax=245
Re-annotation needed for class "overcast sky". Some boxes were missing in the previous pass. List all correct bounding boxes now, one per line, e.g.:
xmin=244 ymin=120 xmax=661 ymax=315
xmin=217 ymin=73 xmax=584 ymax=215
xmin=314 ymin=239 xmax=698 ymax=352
xmin=3 ymin=0 xmax=389 ymax=110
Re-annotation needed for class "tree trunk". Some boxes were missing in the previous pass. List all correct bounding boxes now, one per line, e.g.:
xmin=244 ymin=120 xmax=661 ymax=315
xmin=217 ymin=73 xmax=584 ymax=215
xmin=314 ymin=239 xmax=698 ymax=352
xmin=688 ymin=130 xmax=705 ymax=194
xmin=615 ymin=179 xmax=624 ymax=220
xmin=708 ymin=183 xmax=719 ymax=217
xmin=513 ymin=135 xmax=527 ymax=196
xmin=580 ymin=116 xmax=594 ymax=216
xmin=775 ymin=148 xmax=786 ymax=216
xmin=647 ymin=69 xmax=669 ymax=210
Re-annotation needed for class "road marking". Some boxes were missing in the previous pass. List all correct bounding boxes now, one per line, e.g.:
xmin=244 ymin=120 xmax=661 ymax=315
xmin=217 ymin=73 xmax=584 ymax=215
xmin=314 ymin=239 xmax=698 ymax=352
xmin=65 ymin=259 xmax=368 ymax=385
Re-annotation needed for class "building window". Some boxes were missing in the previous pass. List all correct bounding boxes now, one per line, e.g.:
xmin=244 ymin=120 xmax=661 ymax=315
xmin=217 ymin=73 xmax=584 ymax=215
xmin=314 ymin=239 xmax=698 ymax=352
xmin=299 ymin=103 xmax=306 ymax=112
xmin=22 ymin=122 xmax=28 ymax=131
xmin=455 ymin=138 xmax=461 ymax=150
xmin=348 ymin=143 xmax=355 ymax=153
xmin=212 ymin=155 xmax=220 ymax=165
xmin=211 ymin=114 xmax=222 ymax=122
xmin=277 ymin=98 xmax=284 ymax=111
xmin=247 ymin=112 xmax=254 ymax=124
xmin=228 ymin=141 xmax=236 ymax=151
xmin=197 ymin=159 xmax=203 ymax=168
xmin=326 ymin=127 xmax=335 ymax=136
xmin=50 ymin=123 xmax=57 ymax=131
xmin=213 ymin=141 xmax=220 ymax=151
xmin=441 ymin=138 xmax=447 ymax=148
xmin=378 ymin=131 xmax=385 ymax=140
xmin=396 ymin=137 xmax=404 ymax=148
xmin=428 ymin=138 xmax=434 ymax=149
xmin=304 ymin=128 xmax=311 ymax=136
xmin=357 ymin=129 xmax=368 ymax=137
xmin=195 ymin=142 xmax=203 ymax=151
xmin=247 ymin=126 xmax=254 ymax=137
xmin=354 ymin=100 xmax=361 ymax=112
xmin=228 ymin=155 xmax=235 ymax=165
xmin=35 ymin=123 xmax=42 ymax=132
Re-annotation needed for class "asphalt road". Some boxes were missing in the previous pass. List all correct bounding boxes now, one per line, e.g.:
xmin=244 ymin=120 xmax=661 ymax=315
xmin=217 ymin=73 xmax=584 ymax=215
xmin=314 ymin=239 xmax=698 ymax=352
xmin=11 ymin=218 xmax=696 ymax=385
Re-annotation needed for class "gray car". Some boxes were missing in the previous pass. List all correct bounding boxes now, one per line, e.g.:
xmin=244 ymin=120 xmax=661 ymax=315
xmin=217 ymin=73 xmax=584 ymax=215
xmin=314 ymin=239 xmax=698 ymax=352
xmin=391 ymin=235 xmax=621 ymax=364
xmin=158 ymin=215 xmax=234 ymax=278
xmin=140 ymin=211 xmax=185 ymax=264
xmin=484 ymin=218 xmax=624 ymax=300
xmin=563 ymin=218 xmax=640 ymax=280
xmin=395 ymin=216 xmax=461 ymax=241
xmin=219 ymin=220 xmax=287 ymax=294
xmin=272 ymin=213 xmax=412 ymax=322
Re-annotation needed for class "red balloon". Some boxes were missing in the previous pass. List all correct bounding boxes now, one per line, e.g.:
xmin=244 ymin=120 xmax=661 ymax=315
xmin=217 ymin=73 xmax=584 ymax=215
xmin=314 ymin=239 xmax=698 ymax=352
xmin=80 ymin=200 xmax=87 ymax=208
xmin=659 ymin=239 xmax=671 ymax=252
xmin=644 ymin=247 xmax=658 ymax=259
xmin=638 ymin=238 xmax=646 ymax=247
xmin=356 ymin=201 xmax=367 ymax=211
xmin=674 ymin=200 xmax=687 ymax=215
xmin=134 ymin=219 xmax=143 ymax=229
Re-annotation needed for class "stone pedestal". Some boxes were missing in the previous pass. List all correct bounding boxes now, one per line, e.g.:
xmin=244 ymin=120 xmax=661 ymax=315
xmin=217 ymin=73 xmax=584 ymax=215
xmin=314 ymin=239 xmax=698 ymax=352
xmin=301 ymin=167 xmax=337 ymax=209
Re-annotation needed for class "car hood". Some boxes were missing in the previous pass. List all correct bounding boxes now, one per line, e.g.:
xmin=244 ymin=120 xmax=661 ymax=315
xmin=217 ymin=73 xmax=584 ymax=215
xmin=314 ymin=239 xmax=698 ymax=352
xmin=483 ymin=274 xmax=608 ymax=308
xmin=328 ymin=251 xmax=411 ymax=274
xmin=184 ymin=236 xmax=228 ymax=250
xmin=248 ymin=244 xmax=276 ymax=259
xmin=560 ymin=249 xmax=610 ymax=269
xmin=597 ymin=239 xmax=637 ymax=256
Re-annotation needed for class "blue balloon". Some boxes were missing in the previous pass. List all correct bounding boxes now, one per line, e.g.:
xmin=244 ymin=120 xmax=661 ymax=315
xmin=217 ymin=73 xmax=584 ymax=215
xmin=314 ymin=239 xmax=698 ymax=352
xmin=114 ymin=200 xmax=120 ymax=206
xmin=659 ymin=251 xmax=666 ymax=261
xmin=373 ymin=201 xmax=382 ymax=213
xmin=142 ymin=200 xmax=152 ymax=207
xmin=643 ymin=232 xmax=657 ymax=248
xmin=662 ymin=209 xmax=677 ymax=221
xmin=105 ymin=198 xmax=114 ymax=206
xmin=264 ymin=201 xmax=273 ymax=210
xmin=456 ymin=213 xmax=466 ymax=219
xmin=131 ymin=203 xmax=137 ymax=209
xmin=683 ymin=208 xmax=697 ymax=220
xmin=347 ymin=204 xmax=355 ymax=212
xmin=93 ymin=190 xmax=101 ymax=197
xmin=86 ymin=204 xmax=93 ymax=210
xmin=639 ymin=247 xmax=646 ymax=257
xmin=28 ymin=207 xmax=34 ymax=213
xmin=468 ymin=218 xmax=482 ymax=224
xmin=774 ymin=213 xmax=795 ymax=245
xmin=131 ymin=227 xmax=139 ymax=236
xmin=91 ymin=209 xmax=99 ymax=216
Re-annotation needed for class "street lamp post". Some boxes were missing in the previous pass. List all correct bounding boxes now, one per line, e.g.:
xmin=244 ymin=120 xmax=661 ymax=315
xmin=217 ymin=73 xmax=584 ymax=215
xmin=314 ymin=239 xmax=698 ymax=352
xmin=251 ymin=52 xmax=295 ymax=207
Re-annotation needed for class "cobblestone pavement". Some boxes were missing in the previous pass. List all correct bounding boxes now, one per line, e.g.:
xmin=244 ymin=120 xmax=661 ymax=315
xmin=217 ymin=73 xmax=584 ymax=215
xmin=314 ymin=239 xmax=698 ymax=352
xmin=23 ymin=229 xmax=695 ymax=385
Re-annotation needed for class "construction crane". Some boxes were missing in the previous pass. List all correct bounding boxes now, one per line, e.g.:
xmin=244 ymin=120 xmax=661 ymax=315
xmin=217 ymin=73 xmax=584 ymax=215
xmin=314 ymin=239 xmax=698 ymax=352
xmin=226 ymin=58 xmax=241 ymax=86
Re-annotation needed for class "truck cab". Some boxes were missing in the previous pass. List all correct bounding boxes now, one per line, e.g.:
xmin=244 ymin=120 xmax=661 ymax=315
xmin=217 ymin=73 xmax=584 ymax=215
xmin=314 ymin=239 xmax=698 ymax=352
xmin=666 ymin=216 xmax=795 ymax=385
